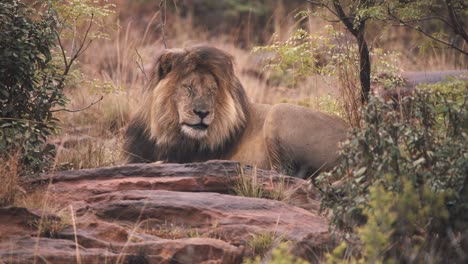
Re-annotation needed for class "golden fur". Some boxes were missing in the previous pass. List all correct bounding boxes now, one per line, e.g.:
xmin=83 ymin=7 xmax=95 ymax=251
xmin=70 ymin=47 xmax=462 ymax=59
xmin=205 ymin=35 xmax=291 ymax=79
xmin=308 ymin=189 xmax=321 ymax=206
xmin=124 ymin=46 xmax=348 ymax=178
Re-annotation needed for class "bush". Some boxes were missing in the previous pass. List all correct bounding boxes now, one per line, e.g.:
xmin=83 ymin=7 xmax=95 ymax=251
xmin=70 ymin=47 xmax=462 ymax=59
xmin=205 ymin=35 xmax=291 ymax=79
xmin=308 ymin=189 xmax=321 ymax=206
xmin=254 ymin=25 xmax=402 ymax=127
xmin=0 ymin=0 xmax=114 ymax=173
xmin=318 ymin=80 xmax=468 ymax=262
xmin=0 ymin=0 xmax=65 ymax=172
xmin=244 ymin=242 xmax=308 ymax=264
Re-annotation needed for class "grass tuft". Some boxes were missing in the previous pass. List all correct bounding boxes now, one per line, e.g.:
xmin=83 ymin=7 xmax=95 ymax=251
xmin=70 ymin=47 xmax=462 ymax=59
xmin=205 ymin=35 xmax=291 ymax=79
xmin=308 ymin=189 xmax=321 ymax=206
xmin=232 ymin=167 xmax=265 ymax=199
xmin=138 ymin=221 xmax=202 ymax=240
xmin=0 ymin=152 xmax=22 ymax=206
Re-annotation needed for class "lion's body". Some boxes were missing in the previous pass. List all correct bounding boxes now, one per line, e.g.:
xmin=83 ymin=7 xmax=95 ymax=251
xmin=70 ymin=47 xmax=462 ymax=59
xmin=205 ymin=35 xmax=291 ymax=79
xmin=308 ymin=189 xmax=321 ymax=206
xmin=224 ymin=103 xmax=348 ymax=177
xmin=124 ymin=46 xmax=347 ymax=178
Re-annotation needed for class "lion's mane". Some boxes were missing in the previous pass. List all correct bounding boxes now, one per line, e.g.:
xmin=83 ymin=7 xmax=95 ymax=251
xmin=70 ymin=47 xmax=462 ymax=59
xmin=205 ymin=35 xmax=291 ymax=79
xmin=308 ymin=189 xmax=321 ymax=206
xmin=124 ymin=46 xmax=250 ymax=163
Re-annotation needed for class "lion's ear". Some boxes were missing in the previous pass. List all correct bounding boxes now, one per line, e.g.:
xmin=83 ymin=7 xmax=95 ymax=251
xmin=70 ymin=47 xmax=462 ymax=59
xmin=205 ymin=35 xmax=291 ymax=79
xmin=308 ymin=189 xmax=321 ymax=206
xmin=153 ymin=49 xmax=184 ymax=82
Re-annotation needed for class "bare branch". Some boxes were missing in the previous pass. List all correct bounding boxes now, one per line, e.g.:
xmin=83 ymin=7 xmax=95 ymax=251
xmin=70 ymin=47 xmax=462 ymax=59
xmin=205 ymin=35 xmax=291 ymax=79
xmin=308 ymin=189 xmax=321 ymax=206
xmin=55 ymin=31 xmax=69 ymax=73
xmin=386 ymin=9 xmax=467 ymax=55
xmin=332 ymin=1 xmax=359 ymax=36
xmin=304 ymin=0 xmax=340 ymax=18
xmin=135 ymin=48 xmax=149 ymax=82
xmin=445 ymin=0 xmax=468 ymax=44
xmin=67 ymin=13 xmax=95 ymax=75
xmin=159 ymin=0 xmax=167 ymax=48
xmin=76 ymin=39 xmax=95 ymax=58
xmin=51 ymin=95 xmax=104 ymax=113
xmin=427 ymin=7 xmax=455 ymax=28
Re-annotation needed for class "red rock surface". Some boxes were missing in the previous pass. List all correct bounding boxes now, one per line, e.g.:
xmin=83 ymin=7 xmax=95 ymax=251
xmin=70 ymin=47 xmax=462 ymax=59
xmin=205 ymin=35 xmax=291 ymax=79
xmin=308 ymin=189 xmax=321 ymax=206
xmin=0 ymin=161 xmax=330 ymax=263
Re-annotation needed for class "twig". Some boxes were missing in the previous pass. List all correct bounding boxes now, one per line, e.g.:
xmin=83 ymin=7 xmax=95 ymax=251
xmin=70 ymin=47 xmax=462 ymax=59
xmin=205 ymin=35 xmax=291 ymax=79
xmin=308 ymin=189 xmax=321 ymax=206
xmin=304 ymin=0 xmax=340 ymax=19
xmin=67 ymin=13 xmax=95 ymax=75
xmin=70 ymin=205 xmax=82 ymax=264
xmin=55 ymin=30 xmax=69 ymax=73
xmin=135 ymin=48 xmax=148 ymax=82
xmin=51 ymin=95 xmax=104 ymax=113
xmin=159 ymin=0 xmax=167 ymax=48
xmin=386 ymin=8 xmax=467 ymax=55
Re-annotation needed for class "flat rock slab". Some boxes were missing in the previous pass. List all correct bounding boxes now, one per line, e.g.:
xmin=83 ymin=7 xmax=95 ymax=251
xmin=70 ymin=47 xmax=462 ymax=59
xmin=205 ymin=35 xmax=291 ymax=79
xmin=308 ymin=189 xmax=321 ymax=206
xmin=89 ymin=190 xmax=327 ymax=242
xmin=1 ymin=160 xmax=329 ymax=263
xmin=1 ymin=236 xmax=241 ymax=264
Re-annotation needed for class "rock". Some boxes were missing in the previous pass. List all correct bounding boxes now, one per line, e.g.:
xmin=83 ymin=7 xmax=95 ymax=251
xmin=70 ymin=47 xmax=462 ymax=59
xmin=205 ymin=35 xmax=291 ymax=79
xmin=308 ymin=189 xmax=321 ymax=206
xmin=0 ymin=236 xmax=241 ymax=264
xmin=402 ymin=70 xmax=467 ymax=87
xmin=90 ymin=190 xmax=327 ymax=243
xmin=2 ymin=160 xmax=330 ymax=263
xmin=0 ymin=207 xmax=41 ymax=239
xmin=375 ymin=70 xmax=468 ymax=102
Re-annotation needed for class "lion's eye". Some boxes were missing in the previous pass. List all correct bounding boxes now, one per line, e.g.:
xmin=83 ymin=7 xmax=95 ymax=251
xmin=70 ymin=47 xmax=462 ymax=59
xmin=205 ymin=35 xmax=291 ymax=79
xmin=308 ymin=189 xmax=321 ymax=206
xmin=184 ymin=85 xmax=194 ymax=96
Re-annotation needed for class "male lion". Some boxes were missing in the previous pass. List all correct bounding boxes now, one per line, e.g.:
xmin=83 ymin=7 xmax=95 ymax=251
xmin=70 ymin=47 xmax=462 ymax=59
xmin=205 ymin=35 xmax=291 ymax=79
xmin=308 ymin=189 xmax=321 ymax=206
xmin=124 ymin=46 xmax=347 ymax=178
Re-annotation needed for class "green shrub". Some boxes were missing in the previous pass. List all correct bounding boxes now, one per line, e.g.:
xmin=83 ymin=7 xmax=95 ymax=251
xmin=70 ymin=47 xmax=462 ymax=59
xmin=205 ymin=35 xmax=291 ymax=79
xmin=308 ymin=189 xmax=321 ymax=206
xmin=0 ymin=0 xmax=114 ymax=173
xmin=254 ymin=25 xmax=402 ymax=127
xmin=244 ymin=242 xmax=308 ymax=264
xmin=318 ymin=80 xmax=468 ymax=262
xmin=0 ymin=0 xmax=64 ymax=172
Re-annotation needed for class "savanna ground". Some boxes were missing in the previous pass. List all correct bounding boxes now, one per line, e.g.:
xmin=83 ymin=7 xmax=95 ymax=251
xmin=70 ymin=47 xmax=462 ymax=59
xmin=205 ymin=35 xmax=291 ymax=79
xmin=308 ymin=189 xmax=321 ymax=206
xmin=1 ymin=0 xmax=467 ymax=263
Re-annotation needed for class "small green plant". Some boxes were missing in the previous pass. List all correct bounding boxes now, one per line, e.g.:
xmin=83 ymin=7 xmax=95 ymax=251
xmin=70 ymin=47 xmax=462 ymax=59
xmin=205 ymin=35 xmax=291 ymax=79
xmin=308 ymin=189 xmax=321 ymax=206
xmin=138 ymin=221 xmax=201 ymax=240
xmin=253 ymin=27 xmax=334 ymax=87
xmin=32 ymin=214 xmax=70 ymax=239
xmin=244 ymin=242 xmax=308 ymax=264
xmin=247 ymin=232 xmax=277 ymax=257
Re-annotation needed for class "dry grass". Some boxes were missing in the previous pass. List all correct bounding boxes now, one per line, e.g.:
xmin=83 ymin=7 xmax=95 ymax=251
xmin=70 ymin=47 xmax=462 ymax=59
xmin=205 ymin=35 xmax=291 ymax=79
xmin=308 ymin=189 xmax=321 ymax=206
xmin=17 ymin=188 xmax=71 ymax=238
xmin=232 ymin=167 xmax=266 ymax=199
xmin=31 ymin=213 xmax=70 ymax=238
xmin=232 ymin=167 xmax=296 ymax=202
xmin=55 ymin=137 xmax=123 ymax=170
xmin=0 ymin=152 xmax=22 ymax=206
xmin=266 ymin=175 xmax=294 ymax=202
xmin=247 ymin=231 xmax=277 ymax=256
xmin=138 ymin=221 xmax=201 ymax=240
xmin=246 ymin=230 xmax=287 ymax=258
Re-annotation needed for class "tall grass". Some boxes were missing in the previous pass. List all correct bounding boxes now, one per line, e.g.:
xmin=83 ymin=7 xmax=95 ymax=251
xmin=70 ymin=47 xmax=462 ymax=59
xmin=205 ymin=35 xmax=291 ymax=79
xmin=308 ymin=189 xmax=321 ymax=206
xmin=0 ymin=152 xmax=21 ymax=206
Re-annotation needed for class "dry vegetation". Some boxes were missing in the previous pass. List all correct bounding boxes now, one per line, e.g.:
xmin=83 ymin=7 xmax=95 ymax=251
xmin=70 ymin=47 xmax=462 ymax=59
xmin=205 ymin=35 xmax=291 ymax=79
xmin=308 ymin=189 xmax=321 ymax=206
xmin=0 ymin=153 xmax=21 ymax=206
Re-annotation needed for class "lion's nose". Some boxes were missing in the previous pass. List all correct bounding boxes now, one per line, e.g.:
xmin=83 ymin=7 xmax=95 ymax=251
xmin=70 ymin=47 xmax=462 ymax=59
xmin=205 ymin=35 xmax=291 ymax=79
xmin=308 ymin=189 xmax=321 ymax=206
xmin=194 ymin=109 xmax=210 ymax=119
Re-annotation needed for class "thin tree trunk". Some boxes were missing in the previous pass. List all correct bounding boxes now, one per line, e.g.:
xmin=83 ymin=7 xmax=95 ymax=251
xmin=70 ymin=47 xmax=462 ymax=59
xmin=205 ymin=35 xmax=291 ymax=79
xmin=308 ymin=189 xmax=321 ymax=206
xmin=357 ymin=31 xmax=371 ymax=104
xmin=332 ymin=2 xmax=372 ymax=104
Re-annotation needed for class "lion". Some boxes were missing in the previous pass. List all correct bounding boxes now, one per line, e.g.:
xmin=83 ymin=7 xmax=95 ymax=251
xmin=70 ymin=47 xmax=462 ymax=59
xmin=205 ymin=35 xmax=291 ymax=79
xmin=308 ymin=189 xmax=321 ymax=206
xmin=124 ymin=46 xmax=348 ymax=178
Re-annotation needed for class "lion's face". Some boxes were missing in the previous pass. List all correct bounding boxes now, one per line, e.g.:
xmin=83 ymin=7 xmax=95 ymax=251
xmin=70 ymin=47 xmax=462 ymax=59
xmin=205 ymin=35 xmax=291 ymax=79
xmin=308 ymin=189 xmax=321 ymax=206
xmin=139 ymin=46 xmax=250 ymax=151
xmin=175 ymin=72 xmax=217 ymax=139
